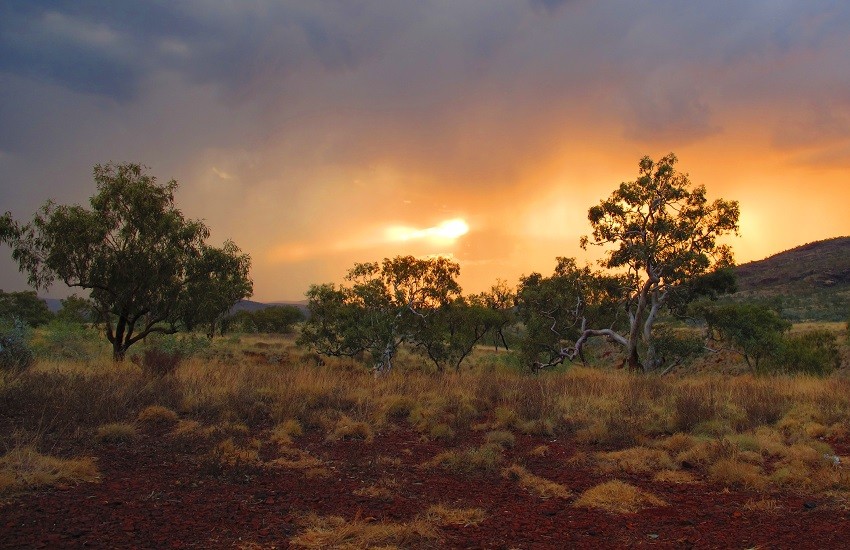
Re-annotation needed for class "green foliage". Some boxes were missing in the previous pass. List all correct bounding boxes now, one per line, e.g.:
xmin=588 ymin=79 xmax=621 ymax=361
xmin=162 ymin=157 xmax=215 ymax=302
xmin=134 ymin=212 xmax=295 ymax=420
xmin=771 ymin=330 xmax=841 ymax=376
xmin=0 ymin=163 xmax=252 ymax=360
xmin=222 ymin=306 xmax=305 ymax=335
xmin=299 ymin=255 xmax=462 ymax=372
xmin=581 ymin=153 xmax=740 ymax=371
xmin=179 ymin=241 xmax=253 ymax=337
xmin=33 ymin=320 xmax=104 ymax=361
xmin=651 ymin=326 xmax=705 ymax=372
xmin=516 ymin=257 xmax=624 ymax=370
xmin=0 ymin=290 xmax=52 ymax=327
xmin=0 ymin=318 xmax=34 ymax=372
xmin=414 ymin=296 xmax=495 ymax=372
xmin=55 ymin=294 xmax=93 ymax=324
xmin=252 ymin=305 xmax=305 ymax=333
xmin=144 ymin=332 xmax=211 ymax=358
xmin=697 ymin=301 xmax=791 ymax=372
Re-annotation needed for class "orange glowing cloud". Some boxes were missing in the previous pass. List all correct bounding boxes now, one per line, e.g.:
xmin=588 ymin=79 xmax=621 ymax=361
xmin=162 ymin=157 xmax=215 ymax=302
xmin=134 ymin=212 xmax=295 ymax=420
xmin=385 ymin=218 xmax=470 ymax=245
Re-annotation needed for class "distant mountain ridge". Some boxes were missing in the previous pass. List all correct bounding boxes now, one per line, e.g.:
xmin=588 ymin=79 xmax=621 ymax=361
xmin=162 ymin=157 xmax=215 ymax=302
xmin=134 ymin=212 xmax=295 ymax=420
xmin=734 ymin=236 xmax=850 ymax=321
xmin=43 ymin=298 xmax=308 ymax=316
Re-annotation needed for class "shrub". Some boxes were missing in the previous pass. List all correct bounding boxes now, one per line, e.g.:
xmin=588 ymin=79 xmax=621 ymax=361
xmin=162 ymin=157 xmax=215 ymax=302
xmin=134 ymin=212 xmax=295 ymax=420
xmin=0 ymin=318 xmax=34 ymax=373
xmin=772 ymin=330 xmax=840 ymax=375
xmin=34 ymin=320 xmax=104 ymax=361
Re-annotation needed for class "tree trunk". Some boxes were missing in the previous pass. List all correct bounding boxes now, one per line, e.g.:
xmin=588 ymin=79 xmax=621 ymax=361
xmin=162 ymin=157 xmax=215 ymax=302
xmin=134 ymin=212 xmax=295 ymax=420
xmin=112 ymin=340 xmax=127 ymax=362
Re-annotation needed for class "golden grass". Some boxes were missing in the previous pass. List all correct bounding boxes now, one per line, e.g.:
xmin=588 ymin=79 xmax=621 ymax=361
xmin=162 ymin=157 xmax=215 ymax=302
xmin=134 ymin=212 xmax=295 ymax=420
xmin=0 ymin=446 xmax=99 ymax=493
xmin=290 ymin=505 xmax=486 ymax=549
xmin=502 ymin=464 xmax=571 ymax=499
xmin=137 ymin=405 xmax=179 ymax=425
xmin=574 ymin=480 xmax=667 ymax=514
xmin=422 ymin=504 xmax=487 ymax=526
xmin=596 ymin=446 xmax=676 ymax=475
xmin=289 ymin=513 xmax=438 ymax=549
xmin=326 ymin=415 xmax=374 ymax=443
xmin=707 ymin=458 xmax=768 ymax=490
xmin=95 ymin=422 xmax=137 ymax=444
xmin=426 ymin=444 xmax=504 ymax=474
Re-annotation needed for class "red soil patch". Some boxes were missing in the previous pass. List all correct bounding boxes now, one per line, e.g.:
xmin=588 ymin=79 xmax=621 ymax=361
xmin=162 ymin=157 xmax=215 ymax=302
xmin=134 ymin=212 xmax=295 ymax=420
xmin=2 ymin=425 xmax=849 ymax=548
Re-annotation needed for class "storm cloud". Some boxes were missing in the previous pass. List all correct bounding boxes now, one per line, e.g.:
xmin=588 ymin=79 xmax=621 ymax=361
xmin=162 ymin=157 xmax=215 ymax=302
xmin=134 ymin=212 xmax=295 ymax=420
xmin=2 ymin=1 xmax=849 ymax=299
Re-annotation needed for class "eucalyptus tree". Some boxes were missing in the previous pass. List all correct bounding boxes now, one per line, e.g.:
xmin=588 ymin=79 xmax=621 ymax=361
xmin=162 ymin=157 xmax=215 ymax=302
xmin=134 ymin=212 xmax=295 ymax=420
xmin=516 ymin=257 xmax=624 ymax=371
xmin=299 ymin=255 xmax=461 ymax=373
xmin=0 ymin=162 xmax=252 ymax=360
xmin=579 ymin=153 xmax=740 ymax=371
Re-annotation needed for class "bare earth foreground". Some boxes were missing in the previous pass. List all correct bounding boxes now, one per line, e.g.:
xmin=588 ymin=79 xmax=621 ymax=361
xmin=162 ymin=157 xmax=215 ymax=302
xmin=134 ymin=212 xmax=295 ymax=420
xmin=2 ymin=420 xmax=849 ymax=549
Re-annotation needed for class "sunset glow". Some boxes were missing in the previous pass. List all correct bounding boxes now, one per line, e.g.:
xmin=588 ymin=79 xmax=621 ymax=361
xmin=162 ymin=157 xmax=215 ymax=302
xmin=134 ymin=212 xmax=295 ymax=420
xmin=1 ymin=3 xmax=849 ymax=301
xmin=386 ymin=219 xmax=470 ymax=245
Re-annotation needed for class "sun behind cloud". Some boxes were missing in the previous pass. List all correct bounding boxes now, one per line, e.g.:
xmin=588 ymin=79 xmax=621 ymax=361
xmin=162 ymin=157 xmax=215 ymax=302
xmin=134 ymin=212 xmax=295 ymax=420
xmin=385 ymin=218 xmax=470 ymax=245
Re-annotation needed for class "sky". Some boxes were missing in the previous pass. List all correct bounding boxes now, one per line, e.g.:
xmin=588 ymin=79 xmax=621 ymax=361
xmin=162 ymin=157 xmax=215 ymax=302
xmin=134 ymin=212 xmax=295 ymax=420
xmin=1 ymin=1 xmax=849 ymax=302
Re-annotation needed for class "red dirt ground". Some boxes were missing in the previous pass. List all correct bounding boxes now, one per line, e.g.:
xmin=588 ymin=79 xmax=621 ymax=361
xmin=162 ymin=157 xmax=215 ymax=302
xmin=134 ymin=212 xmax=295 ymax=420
xmin=2 ymin=423 xmax=849 ymax=549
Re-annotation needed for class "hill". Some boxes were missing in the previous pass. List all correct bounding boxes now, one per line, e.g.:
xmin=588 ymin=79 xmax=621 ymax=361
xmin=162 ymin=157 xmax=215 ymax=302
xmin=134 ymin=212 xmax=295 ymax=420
xmin=734 ymin=236 xmax=850 ymax=321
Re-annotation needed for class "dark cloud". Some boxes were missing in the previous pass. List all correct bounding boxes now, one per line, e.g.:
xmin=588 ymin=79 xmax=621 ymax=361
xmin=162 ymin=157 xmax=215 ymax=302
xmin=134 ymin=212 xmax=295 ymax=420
xmin=2 ymin=1 xmax=850 ymax=299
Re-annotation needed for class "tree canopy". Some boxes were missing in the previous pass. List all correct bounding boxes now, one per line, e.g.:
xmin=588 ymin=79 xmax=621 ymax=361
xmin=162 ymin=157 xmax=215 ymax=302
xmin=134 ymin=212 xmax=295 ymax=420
xmin=0 ymin=289 xmax=53 ymax=327
xmin=0 ymin=162 xmax=252 ymax=360
xmin=575 ymin=153 xmax=740 ymax=371
xmin=299 ymin=255 xmax=461 ymax=373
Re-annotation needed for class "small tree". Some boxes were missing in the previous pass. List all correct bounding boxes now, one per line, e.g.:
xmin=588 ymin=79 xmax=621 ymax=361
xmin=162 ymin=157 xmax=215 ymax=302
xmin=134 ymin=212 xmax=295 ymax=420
xmin=299 ymin=255 xmax=461 ymax=373
xmin=179 ymin=240 xmax=253 ymax=338
xmin=414 ymin=295 xmax=496 ymax=372
xmin=516 ymin=257 xmax=624 ymax=370
xmin=479 ymin=279 xmax=516 ymax=351
xmin=252 ymin=305 xmax=306 ymax=334
xmin=0 ymin=163 xmax=252 ymax=360
xmin=55 ymin=294 xmax=94 ymax=324
xmin=0 ymin=290 xmax=53 ymax=327
xmin=773 ymin=329 xmax=840 ymax=376
xmin=698 ymin=301 xmax=791 ymax=373
xmin=579 ymin=153 xmax=739 ymax=371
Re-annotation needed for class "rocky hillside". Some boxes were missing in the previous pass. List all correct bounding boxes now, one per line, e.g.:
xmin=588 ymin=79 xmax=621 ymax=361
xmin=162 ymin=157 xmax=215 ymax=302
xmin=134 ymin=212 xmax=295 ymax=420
xmin=734 ymin=236 xmax=850 ymax=321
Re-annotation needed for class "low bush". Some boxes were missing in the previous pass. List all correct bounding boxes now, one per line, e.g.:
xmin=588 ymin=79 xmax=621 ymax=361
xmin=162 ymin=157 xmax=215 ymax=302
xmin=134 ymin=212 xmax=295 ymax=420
xmin=0 ymin=319 xmax=34 ymax=373
xmin=771 ymin=330 xmax=841 ymax=375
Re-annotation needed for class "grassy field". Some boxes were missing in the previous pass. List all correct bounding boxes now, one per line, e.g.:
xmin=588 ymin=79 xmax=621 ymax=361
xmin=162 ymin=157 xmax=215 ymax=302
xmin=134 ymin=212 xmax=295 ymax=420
xmin=2 ymin=327 xmax=850 ymax=545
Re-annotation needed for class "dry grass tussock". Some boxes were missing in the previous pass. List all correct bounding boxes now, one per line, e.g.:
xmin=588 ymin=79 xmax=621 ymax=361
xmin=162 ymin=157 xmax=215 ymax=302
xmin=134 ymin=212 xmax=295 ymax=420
xmin=4 ymin=338 xmax=850 ymax=497
xmin=0 ymin=446 xmax=99 ymax=493
xmin=290 ymin=505 xmax=486 ymax=549
xmin=595 ymin=446 xmax=676 ymax=475
xmin=95 ymin=422 xmax=137 ymax=444
xmin=502 ymin=464 xmax=572 ymax=499
xmin=574 ymin=480 xmax=667 ymax=514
